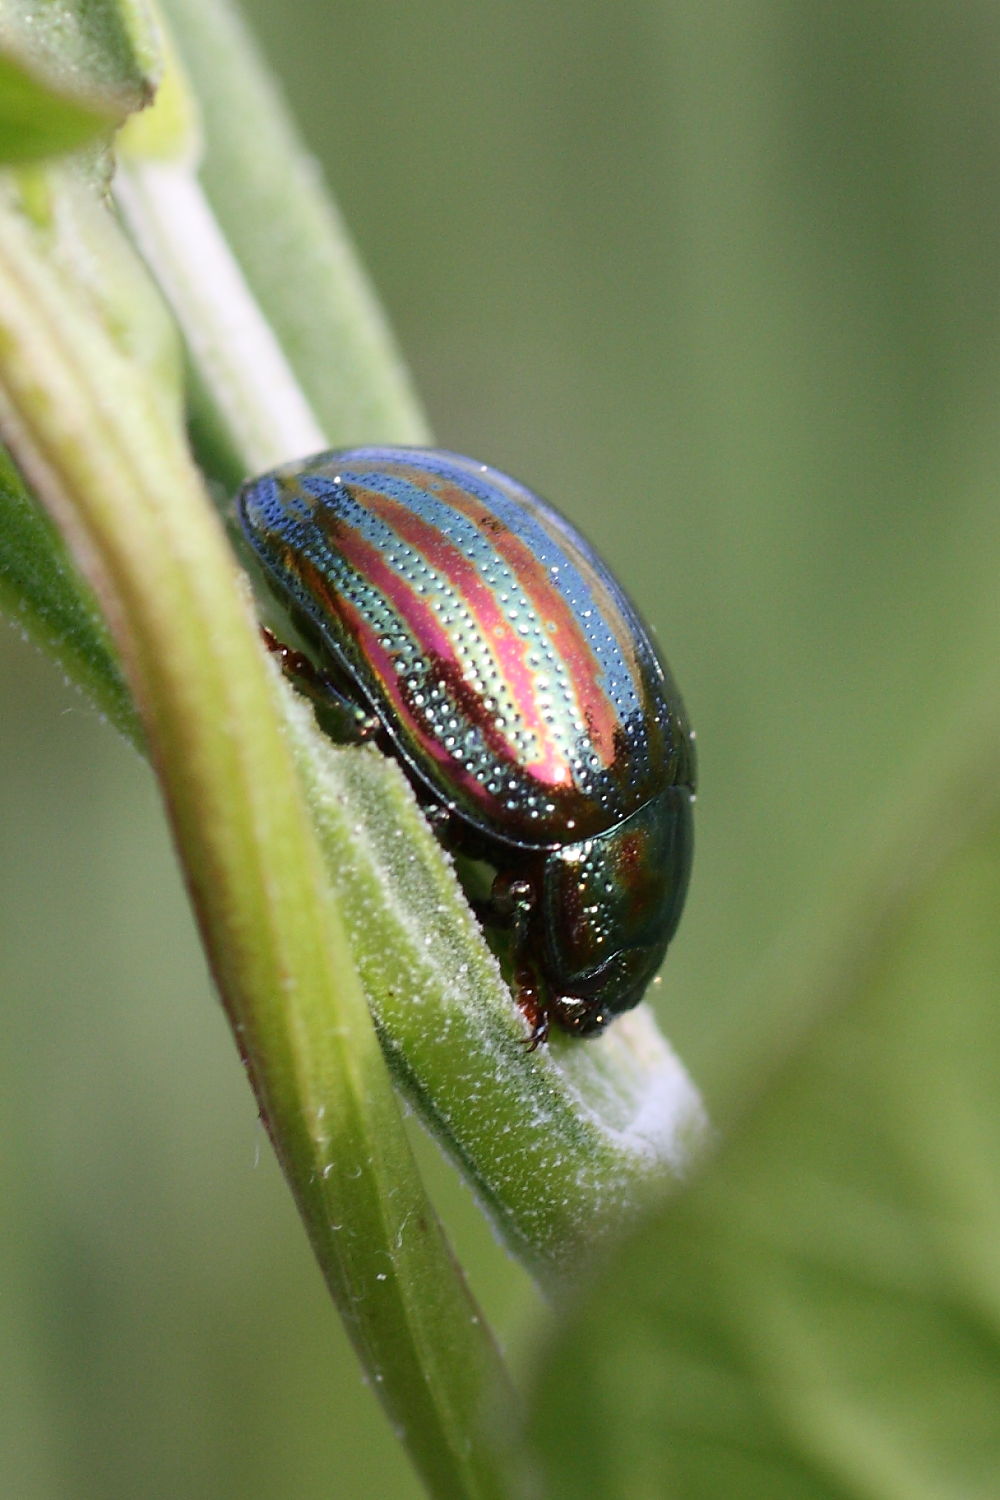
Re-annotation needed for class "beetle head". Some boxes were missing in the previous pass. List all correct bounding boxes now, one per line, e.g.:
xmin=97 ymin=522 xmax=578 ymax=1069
xmin=541 ymin=784 xmax=694 ymax=1031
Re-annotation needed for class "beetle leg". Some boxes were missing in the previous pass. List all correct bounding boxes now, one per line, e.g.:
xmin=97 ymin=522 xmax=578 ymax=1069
xmin=521 ymin=966 xmax=551 ymax=1050
xmin=260 ymin=626 xmax=379 ymax=743
xmin=485 ymin=873 xmax=551 ymax=1047
xmin=421 ymin=804 xmax=454 ymax=842
xmin=513 ymin=962 xmax=550 ymax=1051
xmin=490 ymin=873 xmax=535 ymax=935
xmin=471 ymin=873 xmax=534 ymax=932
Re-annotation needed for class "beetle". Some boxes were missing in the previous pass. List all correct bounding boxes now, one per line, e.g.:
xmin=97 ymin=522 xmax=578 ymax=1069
xmin=237 ymin=446 xmax=695 ymax=1045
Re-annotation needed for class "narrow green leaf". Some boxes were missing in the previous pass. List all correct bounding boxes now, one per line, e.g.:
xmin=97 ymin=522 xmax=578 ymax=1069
xmin=528 ymin=730 xmax=1000 ymax=1498
xmin=0 ymin=448 xmax=134 ymax=735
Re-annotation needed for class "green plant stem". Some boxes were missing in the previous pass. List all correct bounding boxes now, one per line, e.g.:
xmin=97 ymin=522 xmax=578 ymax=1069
xmin=154 ymin=0 xmax=428 ymax=458
xmin=0 ymin=186 xmax=516 ymax=1500
xmin=115 ymin=159 xmax=326 ymax=478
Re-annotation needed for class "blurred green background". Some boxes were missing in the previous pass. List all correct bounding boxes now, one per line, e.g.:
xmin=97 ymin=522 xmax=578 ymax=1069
xmin=3 ymin=2 xmax=999 ymax=1495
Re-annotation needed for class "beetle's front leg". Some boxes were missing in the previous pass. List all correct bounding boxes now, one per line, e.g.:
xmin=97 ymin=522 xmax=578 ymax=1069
xmin=512 ymin=961 xmax=549 ymax=1050
xmin=486 ymin=873 xmax=552 ymax=1049
xmin=260 ymin=626 xmax=379 ymax=743
xmin=489 ymin=872 xmax=535 ymax=939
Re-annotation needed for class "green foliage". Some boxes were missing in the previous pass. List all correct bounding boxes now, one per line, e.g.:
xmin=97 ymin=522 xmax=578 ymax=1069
xmin=527 ymin=739 xmax=1000 ymax=1496
xmin=0 ymin=2 xmax=702 ymax=1496
xmin=3 ymin=1 xmax=1000 ymax=1497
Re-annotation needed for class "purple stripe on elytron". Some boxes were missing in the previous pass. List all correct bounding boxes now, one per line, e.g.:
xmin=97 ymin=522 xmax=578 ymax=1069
xmin=322 ymin=458 xmax=651 ymax=765
xmin=297 ymin=550 xmax=509 ymax=811
xmin=422 ymin=478 xmax=637 ymax=752
xmin=344 ymin=471 xmax=635 ymax=749
xmin=349 ymin=486 xmax=605 ymax=784
xmin=335 ymin=450 xmax=649 ymax=720
xmin=326 ymin=507 xmax=577 ymax=789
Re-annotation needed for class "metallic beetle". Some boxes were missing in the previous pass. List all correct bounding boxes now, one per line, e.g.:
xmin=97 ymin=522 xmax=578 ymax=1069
xmin=237 ymin=447 xmax=695 ymax=1043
